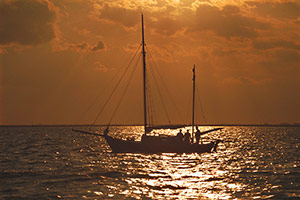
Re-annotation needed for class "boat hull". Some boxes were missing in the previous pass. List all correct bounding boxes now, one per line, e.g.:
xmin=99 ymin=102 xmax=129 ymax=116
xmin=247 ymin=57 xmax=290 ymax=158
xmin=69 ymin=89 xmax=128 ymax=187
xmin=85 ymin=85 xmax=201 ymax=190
xmin=104 ymin=135 xmax=217 ymax=153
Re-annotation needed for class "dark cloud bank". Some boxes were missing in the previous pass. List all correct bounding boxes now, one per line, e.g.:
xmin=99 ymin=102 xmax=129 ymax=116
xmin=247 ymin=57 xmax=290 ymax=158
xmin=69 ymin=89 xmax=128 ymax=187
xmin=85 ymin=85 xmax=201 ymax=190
xmin=0 ymin=0 xmax=56 ymax=46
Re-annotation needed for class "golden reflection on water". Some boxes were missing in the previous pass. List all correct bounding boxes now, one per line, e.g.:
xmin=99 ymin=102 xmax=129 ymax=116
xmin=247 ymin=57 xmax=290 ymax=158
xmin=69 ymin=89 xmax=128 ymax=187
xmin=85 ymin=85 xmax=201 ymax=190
xmin=100 ymin=126 xmax=245 ymax=199
xmin=122 ymin=150 xmax=245 ymax=199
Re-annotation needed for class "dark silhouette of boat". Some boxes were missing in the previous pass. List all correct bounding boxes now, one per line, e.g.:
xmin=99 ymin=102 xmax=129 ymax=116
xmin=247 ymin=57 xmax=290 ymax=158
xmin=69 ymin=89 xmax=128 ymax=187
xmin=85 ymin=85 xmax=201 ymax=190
xmin=72 ymin=128 xmax=221 ymax=153
xmin=73 ymin=14 xmax=222 ymax=154
xmin=105 ymin=134 xmax=220 ymax=153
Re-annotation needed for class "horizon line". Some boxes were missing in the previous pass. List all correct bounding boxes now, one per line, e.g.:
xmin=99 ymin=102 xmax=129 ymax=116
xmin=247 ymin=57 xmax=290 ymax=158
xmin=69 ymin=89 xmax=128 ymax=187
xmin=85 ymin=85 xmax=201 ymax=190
xmin=1 ymin=123 xmax=300 ymax=128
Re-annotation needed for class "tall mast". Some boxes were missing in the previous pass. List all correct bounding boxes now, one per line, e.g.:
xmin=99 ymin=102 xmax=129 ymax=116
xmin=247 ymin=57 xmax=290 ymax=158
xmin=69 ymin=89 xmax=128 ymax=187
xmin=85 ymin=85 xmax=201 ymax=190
xmin=141 ymin=14 xmax=147 ymax=135
xmin=192 ymin=65 xmax=195 ymax=142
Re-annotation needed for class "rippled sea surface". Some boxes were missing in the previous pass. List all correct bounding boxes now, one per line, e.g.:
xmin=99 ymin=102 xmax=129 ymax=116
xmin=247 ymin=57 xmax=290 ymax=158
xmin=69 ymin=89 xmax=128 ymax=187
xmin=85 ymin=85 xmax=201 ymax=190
xmin=1 ymin=126 xmax=299 ymax=199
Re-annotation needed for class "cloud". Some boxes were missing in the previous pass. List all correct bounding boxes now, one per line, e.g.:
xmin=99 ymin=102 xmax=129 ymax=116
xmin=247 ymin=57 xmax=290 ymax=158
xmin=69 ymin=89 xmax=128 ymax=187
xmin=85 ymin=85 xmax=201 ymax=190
xmin=148 ymin=17 xmax=183 ymax=36
xmin=99 ymin=4 xmax=139 ymax=28
xmin=190 ymin=4 xmax=269 ymax=39
xmin=0 ymin=47 xmax=7 ymax=54
xmin=148 ymin=43 xmax=190 ymax=63
xmin=92 ymin=41 xmax=105 ymax=51
xmin=253 ymin=39 xmax=300 ymax=51
xmin=246 ymin=1 xmax=300 ymax=19
xmin=212 ymin=47 xmax=237 ymax=57
xmin=274 ymin=49 xmax=300 ymax=65
xmin=0 ymin=0 xmax=56 ymax=46
xmin=94 ymin=62 xmax=109 ymax=72
xmin=258 ymin=49 xmax=300 ymax=78
xmin=98 ymin=3 xmax=183 ymax=36
xmin=69 ymin=40 xmax=105 ymax=52
xmin=69 ymin=42 xmax=90 ymax=52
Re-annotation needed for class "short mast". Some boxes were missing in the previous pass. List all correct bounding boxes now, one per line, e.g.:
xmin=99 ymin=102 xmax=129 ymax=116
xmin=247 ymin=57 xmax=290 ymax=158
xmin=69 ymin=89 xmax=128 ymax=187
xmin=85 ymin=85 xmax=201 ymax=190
xmin=192 ymin=65 xmax=195 ymax=142
xmin=141 ymin=14 xmax=147 ymax=135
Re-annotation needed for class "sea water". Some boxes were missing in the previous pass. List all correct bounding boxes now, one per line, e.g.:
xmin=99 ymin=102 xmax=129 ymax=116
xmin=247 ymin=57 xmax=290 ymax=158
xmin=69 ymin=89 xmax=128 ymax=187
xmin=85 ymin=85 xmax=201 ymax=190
xmin=0 ymin=126 xmax=299 ymax=199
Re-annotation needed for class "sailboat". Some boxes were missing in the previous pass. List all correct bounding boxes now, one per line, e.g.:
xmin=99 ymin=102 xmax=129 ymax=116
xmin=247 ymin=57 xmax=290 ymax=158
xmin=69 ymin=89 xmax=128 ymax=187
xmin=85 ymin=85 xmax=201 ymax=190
xmin=73 ymin=14 xmax=222 ymax=153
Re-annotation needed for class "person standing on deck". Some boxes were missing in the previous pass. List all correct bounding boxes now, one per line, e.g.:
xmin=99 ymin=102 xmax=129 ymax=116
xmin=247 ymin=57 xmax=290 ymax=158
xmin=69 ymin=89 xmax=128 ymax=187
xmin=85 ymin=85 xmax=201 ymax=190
xmin=184 ymin=130 xmax=191 ymax=143
xmin=195 ymin=126 xmax=201 ymax=144
xmin=176 ymin=129 xmax=184 ymax=142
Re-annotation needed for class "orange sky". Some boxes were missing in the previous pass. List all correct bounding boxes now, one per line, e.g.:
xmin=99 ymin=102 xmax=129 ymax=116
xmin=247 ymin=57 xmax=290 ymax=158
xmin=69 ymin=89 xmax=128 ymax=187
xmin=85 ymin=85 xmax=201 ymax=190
xmin=0 ymin=0 xmax=300 ymax=125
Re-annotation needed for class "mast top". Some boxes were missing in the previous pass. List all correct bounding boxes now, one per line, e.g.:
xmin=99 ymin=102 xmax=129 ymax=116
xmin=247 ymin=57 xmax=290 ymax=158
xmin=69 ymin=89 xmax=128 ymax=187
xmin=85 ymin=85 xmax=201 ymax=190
xmin=193 ymin=64 xmax=195 ymax=80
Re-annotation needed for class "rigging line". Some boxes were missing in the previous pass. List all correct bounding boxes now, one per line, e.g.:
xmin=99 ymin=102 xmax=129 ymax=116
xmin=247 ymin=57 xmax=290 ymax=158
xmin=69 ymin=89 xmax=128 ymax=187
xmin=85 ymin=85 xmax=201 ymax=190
xmin=146 ymin=48 xmax=171 ymax=124
xmin=76 ymin=63 xmax=130 ymax=124
xmin=195 ymin=98 xmax=199 ymax=126
xmin=149 ymin=89 xmax=157 ymax=127
xmin=77 ymin=44 xmax=142 ymax=125
xmin=148 ymin=60 xmax=171 ymax=125
xmin=196 ymin=84 xmax=207 ymax=123
xmin=147 ymin=95 xmax=154 ymax=127
xmin=147 ymin=63 xmax=160 ymax=126
xmin=146 ymin=47 xmax=185 ymax=125
xmin=186 ymin=91 xmax=192 ymax=126
xmin=108 ymin=53 xmax=141 ymax=125
xmin=92 ymin=45 xmax=142 ymax=125
xmin=146 ymin=69 xmax=156 ymax=126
